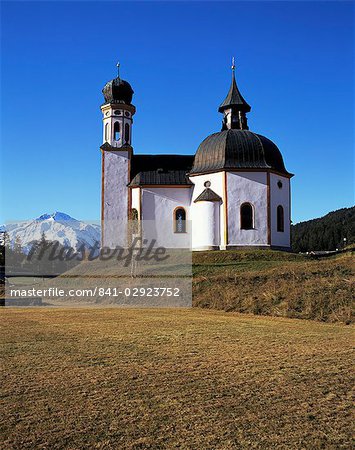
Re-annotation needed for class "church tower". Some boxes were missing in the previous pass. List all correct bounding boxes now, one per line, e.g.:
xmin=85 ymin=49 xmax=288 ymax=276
xmin=100 ymin=63 xmax=135 ymax=247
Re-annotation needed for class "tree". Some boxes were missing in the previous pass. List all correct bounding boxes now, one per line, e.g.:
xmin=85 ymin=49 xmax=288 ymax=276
xmin=14 ymin=234 xmax=22 ymax=254
xmin=291 ymin=207 xmax=355 ymax=252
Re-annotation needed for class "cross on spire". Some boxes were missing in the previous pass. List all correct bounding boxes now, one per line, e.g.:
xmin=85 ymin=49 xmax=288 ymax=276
xmin=116 ymin=61 xmax=120 ymax=78
xmin=231 ymin=56 xmax=235 ymax=72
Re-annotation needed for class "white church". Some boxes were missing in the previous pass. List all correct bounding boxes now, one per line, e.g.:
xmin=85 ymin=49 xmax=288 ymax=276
xmin=100 ymin=62 xmax=293 ymax=251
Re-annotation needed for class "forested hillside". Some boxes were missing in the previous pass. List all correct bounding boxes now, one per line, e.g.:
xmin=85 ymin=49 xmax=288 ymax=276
xmin=291 ymin=207 xmax=355 ymax=252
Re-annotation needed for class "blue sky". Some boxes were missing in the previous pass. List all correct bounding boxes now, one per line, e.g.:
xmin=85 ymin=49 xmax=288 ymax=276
xmin=1 ymin=1 xmax=354 ymax=224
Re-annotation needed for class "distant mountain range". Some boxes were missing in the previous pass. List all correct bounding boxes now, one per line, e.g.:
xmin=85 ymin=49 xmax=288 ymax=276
xmin=291 ymin=206 xmax=354 ymax=252
xmin=1 ymin=212 xmax=100 ymax=253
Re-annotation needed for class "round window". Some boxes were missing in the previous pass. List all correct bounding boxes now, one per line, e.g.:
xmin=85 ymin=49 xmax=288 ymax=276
xmin=204 ymin=181 xmax=211 ymax=188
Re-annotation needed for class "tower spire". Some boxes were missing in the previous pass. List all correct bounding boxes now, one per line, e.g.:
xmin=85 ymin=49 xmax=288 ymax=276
xmin=219 ymin=59 xmax=251 ymax=131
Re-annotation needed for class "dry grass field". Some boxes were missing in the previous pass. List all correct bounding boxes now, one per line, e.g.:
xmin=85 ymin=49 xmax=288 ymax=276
xmin=1 ymin=308 xmax=353 ymax=449
xmin=193 ymin=250 xmax=354 ymax=323
xmin=5 ymin=249 xmax=353 ymax=322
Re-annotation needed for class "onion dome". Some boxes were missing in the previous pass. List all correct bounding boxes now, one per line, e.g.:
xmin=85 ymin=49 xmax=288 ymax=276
xmin=102 ymin=77 xmax=134 ymax=104
xmin=190 ymin=129 xmax=291 ymax=176
xmin=102 ymin=63 xmax=133 ymax=104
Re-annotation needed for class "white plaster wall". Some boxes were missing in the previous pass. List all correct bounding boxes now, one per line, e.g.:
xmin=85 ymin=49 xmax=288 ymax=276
xmin=101 ymin=105 xmax=133 ymax=146
xmin=227 ymin=172 xmax=268 ymax=246
xmin=270 ymin=174 xmax=290 ymax=247
xmin=131 ymin=188 xmax=140 ymax=215
xmin=192 ymin=201 xmax=220 ymax=249
xmin=189 ymin=173 xmax=225 ymax=249
xmin=141 ymin=187 xmax=192 ymax=248
xmin=103 ymin=122 xmax=110 ymax=143
xmin=102 ymin=150 xmax=129 ymax=248
xmin=223 ymin=108 xmax=232 ymax=129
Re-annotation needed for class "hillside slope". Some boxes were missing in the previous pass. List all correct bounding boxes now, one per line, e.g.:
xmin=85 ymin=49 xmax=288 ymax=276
xmin=193 ymin=250 xmax=354 ymax=323
xmin=9 ymin=248 xmax=352 ymax=323
xmin=291 ymin=206 xmax=354 ymax=252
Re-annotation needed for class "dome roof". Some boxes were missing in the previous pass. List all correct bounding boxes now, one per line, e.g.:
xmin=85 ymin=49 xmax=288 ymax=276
xmin=102 ymin=77 xmax=134 ymax=105
xmin=190 ymin=129 xmax=291 ymax=176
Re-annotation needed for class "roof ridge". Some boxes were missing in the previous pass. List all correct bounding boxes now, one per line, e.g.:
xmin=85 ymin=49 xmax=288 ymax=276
xmin=249 ymin=131 xmax=272 ymax=169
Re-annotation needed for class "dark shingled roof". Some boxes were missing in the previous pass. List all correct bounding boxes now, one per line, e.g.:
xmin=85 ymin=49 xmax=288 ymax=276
xmin=190 ymin=129 xmax=292 ymax=176
xmin=129 ymin=155 xmax=194 ymax=186
xmin=219 ymin=73 xmax=251 ymax=113
xmin=102 ymin=77 xmax=134 ymax=105
xmin=194 ymin=188 xmax=222 ymax=203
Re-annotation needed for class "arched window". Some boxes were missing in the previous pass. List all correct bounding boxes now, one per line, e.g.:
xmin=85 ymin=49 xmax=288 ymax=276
xmin=277 ymin=205 xmax=284 ymax=232
xmin=125 ymin=123 xmax=130 ymax=144
xmin=105 ymin=123 xmax=109 ymax=142
xmin=114 ymin=122 xmax=120 ymax=141
xmin=174 ymin=207 xmax=186 ymax=233
xmin=131 ymin=208 xmax=139 ymax=221
xmin=240 ymin=203 xmax=253 ymax=230
xmin=131 ymin=208 xmax=139 ymax=234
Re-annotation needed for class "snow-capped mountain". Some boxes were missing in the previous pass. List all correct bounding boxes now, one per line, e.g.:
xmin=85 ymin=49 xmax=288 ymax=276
xmin=1 ymin=212 xmax=101 ymax=253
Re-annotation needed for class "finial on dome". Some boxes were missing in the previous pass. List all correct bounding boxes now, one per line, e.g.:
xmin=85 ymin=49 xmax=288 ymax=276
xmin=102 ymin=64 xmax=134 ymax=105
xmin=231 ymin=56 xmax=235 ymax=72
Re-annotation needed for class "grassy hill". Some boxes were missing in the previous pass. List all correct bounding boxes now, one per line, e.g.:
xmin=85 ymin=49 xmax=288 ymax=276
xmin=192 ymin=249 xmax=354 ymax=323
xmin=6 ymin=247 xmax=353 ymax=323
xmin=291 ymin=206 xmax=355 ymax=252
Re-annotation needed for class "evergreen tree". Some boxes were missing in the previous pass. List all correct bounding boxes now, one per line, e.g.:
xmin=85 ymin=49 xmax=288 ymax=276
xmin=40 ymin=231 xmax=47 ymax=246
xmin=14 ymin=234 xmax=22 ymax=254
xmin=291 ymin=206 xmax=355 ymax=252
